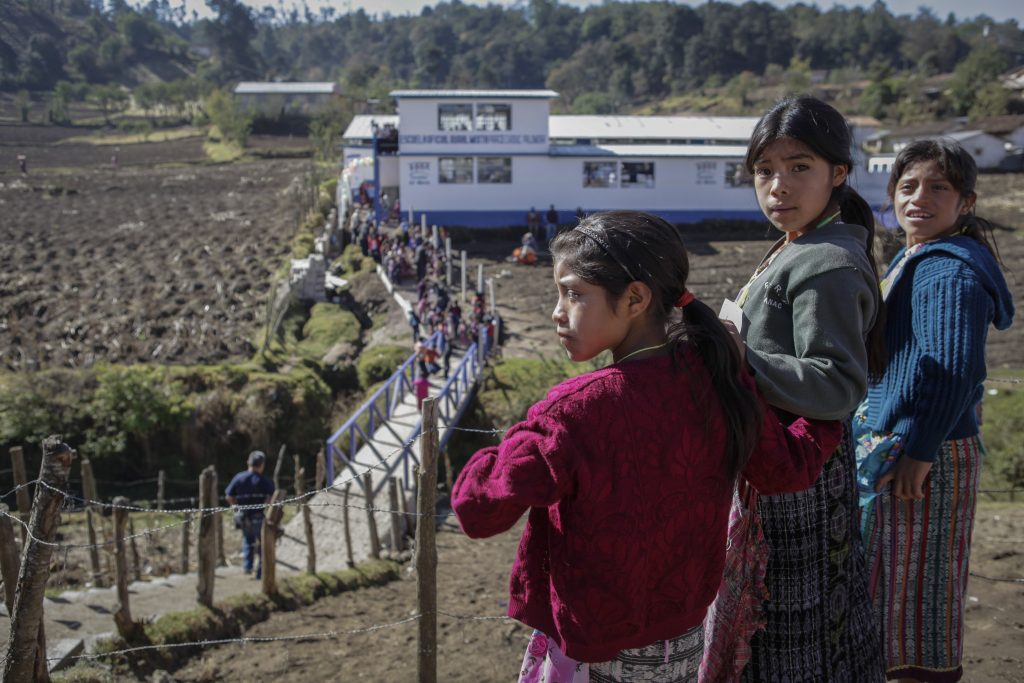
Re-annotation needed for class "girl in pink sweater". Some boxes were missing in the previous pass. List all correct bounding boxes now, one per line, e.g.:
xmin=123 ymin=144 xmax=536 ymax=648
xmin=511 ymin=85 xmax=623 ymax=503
xmin=452 ymin=211 xmax=842 ymax=683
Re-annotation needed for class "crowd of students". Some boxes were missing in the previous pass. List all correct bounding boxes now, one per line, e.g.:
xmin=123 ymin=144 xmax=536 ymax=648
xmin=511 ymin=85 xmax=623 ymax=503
xmin=449 ymin=96 xmax=1014 ymax=683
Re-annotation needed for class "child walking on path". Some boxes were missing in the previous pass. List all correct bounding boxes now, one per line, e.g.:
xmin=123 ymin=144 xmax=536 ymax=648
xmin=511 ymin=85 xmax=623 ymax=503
xmin=712 ymin=96 xmax=885 ymax=682
xmin=452 ymin=211 xmax=842 ymax=682
xmin=862 ymin=139 xmax=1014 ymax=683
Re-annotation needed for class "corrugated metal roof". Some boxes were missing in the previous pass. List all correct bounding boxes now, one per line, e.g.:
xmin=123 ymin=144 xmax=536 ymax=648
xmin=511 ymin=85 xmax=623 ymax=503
xmin=343 ymin=115 xmax=401 ymax=140
xmin=234 ymin=82 xmax=338 ymax=95
xmin=390 ymin=89 xmax=559 ymax=99
xmin=549 ymin=144 xmax=749 ymax=158
xmin=549 ymin=115 xmax=759 ymax=142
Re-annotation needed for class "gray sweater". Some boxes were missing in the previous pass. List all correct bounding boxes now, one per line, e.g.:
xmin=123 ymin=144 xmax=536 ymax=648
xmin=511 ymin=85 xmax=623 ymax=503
xmin=739 ymin=223 xmax=878 ymax=420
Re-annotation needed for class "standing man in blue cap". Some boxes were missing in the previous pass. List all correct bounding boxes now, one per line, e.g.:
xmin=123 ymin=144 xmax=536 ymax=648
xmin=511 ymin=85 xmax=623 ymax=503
xmin=225 ymin=450 xmax=275 ymax=579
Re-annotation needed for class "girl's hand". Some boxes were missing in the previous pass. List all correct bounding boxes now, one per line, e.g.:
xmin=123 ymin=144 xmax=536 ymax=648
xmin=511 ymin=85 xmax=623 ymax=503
xmin=720 ymin=319 xmax=753 ymax=370
xmin=876 ymin=455 xmax=933 ymax=502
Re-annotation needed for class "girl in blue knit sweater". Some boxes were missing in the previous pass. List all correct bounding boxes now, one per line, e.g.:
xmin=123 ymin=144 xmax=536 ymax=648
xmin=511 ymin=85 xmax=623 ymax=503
xmin=863 ymin=139 xmax=1014 ymax=683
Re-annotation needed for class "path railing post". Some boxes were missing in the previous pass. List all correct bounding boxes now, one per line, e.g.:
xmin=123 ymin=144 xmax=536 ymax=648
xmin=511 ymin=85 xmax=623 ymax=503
xmin=416 ymin=398 xmax=439 ymax=683
xmin=197 ymin=466 xmax=216 ymax=608
xmin=3 ymin=436 xmax=76 ymax=683
xmin=112 ymin=495 xmax=144 ymax=643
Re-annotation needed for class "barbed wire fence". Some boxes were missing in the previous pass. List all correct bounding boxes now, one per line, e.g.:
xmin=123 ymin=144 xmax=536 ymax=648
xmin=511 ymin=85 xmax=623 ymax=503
xmin=2 ymin=406 xmax=1022 ymax=679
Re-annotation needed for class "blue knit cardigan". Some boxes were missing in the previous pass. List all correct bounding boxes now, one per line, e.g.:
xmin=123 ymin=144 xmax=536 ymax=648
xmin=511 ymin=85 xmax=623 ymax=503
xmin=866 ymin=236 xmax=1014 ymax=462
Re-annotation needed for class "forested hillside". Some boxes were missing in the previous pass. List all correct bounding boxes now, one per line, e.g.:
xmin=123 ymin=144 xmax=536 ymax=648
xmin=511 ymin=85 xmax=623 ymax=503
xmin=1 ymin=0 xmax=1022 ymax=122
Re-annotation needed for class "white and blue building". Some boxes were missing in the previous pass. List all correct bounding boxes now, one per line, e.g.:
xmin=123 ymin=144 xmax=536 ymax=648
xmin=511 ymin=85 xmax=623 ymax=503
xmin=340 ymin=89 xmax=887 ymax=228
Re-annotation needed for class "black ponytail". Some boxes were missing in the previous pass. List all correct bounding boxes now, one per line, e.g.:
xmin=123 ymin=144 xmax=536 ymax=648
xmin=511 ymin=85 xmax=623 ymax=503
xmin=552 ymin=211 xmax=764 ymax=482
xmin=669 ymin=300 xmax=763 ymax=481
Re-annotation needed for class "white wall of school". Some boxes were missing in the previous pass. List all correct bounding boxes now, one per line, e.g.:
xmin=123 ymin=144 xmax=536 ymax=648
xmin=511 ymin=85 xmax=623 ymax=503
xmin=396 ymin=98 xmax=550 ymax=155
xmin=398 ymin=156 xmax=759 ymax=213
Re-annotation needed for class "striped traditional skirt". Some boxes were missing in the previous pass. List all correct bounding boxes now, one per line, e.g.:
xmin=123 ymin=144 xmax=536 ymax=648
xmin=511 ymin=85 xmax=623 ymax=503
xmin=863 ymin=434 xmax=983 ymax=683
xmin=518 ymin=625 xmax=704 ymax=683
xmin=740 ymin=422 xmax=884 ymax=682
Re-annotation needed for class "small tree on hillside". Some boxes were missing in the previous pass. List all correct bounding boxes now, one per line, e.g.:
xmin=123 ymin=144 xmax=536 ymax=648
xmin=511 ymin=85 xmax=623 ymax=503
xmin=89 ymin=84 xmax=129 ymax=125
xmin=204 ymin=88 xmax=252 ymax=147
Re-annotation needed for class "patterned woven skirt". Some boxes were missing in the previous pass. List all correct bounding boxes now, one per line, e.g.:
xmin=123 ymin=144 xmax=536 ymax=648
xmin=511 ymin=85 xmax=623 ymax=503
xmin=740 ymin=423 xmax=884 ymax=683
xmin=863 ymin=434 xmax=983 ymax=683
xmin=518 ymin=625 xmax=704 ymax=683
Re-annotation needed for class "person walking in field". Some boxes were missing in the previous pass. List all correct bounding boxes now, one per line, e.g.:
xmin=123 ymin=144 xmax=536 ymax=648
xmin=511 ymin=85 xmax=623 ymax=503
xmin=225 ymin=450 xmax=275 ymax=579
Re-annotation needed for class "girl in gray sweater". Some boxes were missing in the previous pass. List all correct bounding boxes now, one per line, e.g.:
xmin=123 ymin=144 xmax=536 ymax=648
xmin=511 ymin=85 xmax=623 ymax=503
xmin=715 ymin=96 xmax=886 ymax=682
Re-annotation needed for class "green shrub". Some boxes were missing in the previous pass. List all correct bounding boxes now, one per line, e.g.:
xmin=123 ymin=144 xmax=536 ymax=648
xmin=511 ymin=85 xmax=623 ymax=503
xmin=339 ymin=243 xmax=375 ymax=276
xmin=297 ymin=303 xmax=360 ymax=361
xmin=356 ymin=345 xmax=410 ymax=390
xmin=981 ymin=371 xmax=1024 ymax=493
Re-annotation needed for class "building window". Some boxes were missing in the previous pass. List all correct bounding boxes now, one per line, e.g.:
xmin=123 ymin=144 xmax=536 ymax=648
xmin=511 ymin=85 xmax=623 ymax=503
xmin=477 ymin=157 xmax=512 ymax=184
xmin=583 ymin=161 xmax=617 ymax=188
xmin=696 ymin=161 xmax=717 ymax=186
xmin=439 ymin=157 xmax=474 ymax=184
xmin=475 ymin=104 xmax=511 ymax=131
xmin=438 ymin=104 xmax=473 ymax=131
xmin=724 ymin=162 xmax=752 ymax=187
xmin=621 ymin=162 xmax=655 ymax=188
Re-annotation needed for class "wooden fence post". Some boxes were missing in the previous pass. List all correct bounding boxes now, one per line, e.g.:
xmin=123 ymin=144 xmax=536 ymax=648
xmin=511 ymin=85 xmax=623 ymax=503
xmin=180 ymin=511 xmax=191 ymax=575
xmin=416 ymin=399 xmax=439 ymax=683
xmin=299 ymin=467 xmax=316 ymax=574
xmin=196 ymin=467 xmax=217 ymax=608
xmin=112 ymin=496 xmax=144 ymax=643
xmin=156 ymin=469 xmax=165 ymax=511
xmin=10 ymin=446 xmax=31 ymax=542
xmin=273 ymin=444 xmax=286 ymax=492
xmin=85 ymin=508 xmax=105 ymax=588
xmin=315 ymin=448 xmax=326 ymax=490
xmin=0 ymin=503 xmax=20 ymax=614
xmin=363 ymin=472 xmax=381 ymax=559
xmin=3 ymin=436 xmax=76 ymax=683
xmin=388 ymin=477 xmax=404 ymax=553
xmin=80 ymin=458 xmax=105 ymax=588
xmin=261 ymin=490 xmax=285 ymax=596
xmin=342 ymin=482 xmax=354 ymax=568
xmin=128 ymin=516 xmax=142 ymax=581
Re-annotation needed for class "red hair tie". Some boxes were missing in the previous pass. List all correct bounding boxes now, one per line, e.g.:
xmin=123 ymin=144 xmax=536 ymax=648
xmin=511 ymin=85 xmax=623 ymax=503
xmin=676 ymin=289 xmax=695 ymax=308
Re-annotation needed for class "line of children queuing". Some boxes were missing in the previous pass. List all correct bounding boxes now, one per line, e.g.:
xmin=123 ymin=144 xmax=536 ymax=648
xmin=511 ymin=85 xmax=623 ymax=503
xmin=451 ymin=96 xmax=1013 ymax=683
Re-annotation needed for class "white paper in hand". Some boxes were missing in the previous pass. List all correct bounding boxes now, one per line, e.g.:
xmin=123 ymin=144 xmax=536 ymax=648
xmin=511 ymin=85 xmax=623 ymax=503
xmin=719 ymin=298 xmax=744 ymax=335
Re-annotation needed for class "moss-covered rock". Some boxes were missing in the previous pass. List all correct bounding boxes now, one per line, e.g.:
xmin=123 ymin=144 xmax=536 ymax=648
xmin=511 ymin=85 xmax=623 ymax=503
xmin=356 ymin=344 xmax=411 ymax=390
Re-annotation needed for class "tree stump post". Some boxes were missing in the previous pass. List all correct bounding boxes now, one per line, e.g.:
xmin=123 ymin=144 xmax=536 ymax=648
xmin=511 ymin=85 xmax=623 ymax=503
xmin=80 ymin=458 xmax=98 ymax=505
xmin=3 ymin=437 xmax=76 ymax=683
xmin=85 ymin=508 xmax=105 ymax=588
xmin=261 ymin=490 xmax=285 ymax=596
xmin=315 ymin=448 xmax=326 ymax=490
xmin=416 ymin=399 xmax=439 ymax=683
xmin=112 ymin=496 xmax=144 ymax=643
xmin=196 ymin=467 xmax=217 ymax=608
xmin=363 ymin=472 xmax=380 ymax=559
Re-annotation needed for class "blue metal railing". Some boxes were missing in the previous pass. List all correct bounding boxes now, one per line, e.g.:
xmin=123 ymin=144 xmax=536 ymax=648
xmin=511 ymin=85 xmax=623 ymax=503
xmin=325 ymin=325 xmax=494 ymax=495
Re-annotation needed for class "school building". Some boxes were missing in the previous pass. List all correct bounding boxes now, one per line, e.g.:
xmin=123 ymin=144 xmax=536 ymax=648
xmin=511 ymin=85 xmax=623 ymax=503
xmin=339 ymin=89 xmax=888 ymax=228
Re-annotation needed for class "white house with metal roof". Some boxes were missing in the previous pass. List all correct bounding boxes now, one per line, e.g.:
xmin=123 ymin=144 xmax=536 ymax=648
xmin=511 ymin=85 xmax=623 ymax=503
xmin=234 ymin=81 xmax=340 ymax=116
xmin=340 ymin=89 xmax=887 ymax=228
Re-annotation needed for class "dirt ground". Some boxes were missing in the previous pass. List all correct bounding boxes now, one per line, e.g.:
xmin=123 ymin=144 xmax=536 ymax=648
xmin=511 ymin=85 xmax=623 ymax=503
xmin=0 ymin=152 xmax=314 ymax=369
